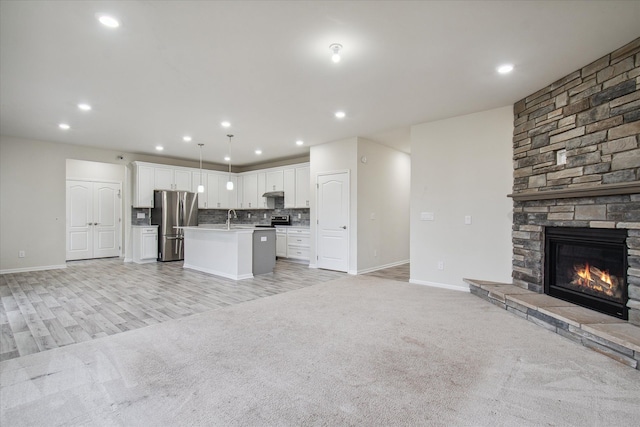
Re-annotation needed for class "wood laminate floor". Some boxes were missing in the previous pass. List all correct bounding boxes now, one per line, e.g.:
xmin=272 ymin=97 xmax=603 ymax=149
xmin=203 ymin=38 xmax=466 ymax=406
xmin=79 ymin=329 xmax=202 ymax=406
xmin=0 ymin=258 xmax=345 ymax=361
xmin=364 ymin=263 xmax=410 ymax=282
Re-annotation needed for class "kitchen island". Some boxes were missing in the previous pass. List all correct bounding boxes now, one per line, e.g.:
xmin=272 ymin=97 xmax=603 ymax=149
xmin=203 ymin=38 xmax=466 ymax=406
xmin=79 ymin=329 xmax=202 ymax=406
xmin=177 ymin=225 xmax=276 ymax=280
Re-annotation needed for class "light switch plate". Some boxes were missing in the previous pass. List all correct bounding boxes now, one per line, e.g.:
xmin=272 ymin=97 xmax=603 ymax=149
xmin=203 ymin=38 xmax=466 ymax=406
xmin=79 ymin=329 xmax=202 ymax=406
xmin=420 ymin=212 xmax=434 ymax=221
xmin=464 ymin=215 xmax=472 ymax=225
xmin=261 ymin=236 xmax=267 ymax=242
xmin=137 ymin=212 xmax=145 ymax=219
xmin=556 ymin=149 xmax=567 ymax=165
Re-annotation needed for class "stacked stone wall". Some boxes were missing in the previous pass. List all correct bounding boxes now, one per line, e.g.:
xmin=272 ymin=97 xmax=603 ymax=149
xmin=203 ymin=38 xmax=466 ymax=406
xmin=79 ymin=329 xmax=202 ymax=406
xmin=511 ymin=38 xmax=640 ymax=326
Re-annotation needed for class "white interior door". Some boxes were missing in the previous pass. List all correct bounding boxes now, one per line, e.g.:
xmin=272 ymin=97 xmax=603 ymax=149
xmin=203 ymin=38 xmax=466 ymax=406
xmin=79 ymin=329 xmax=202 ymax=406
xmin=93 ymin=182 xmax=120 ymax=258
xmin=66 ymin=180 xmax=121 ymax=260
xmin=66 ymin=181 xmax=93 ymax=260
xmin=317 ymin=172 xmax=349 ymax=272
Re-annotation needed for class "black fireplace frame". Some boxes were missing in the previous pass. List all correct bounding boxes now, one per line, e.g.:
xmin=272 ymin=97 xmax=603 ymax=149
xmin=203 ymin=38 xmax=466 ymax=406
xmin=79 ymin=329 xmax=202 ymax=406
xmin=544 ymin=227 xmax=628 ymax=320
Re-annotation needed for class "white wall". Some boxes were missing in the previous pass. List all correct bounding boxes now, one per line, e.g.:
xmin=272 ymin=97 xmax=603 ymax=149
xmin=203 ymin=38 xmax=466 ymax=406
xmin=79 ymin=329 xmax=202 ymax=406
xmin=309 ymin=137 xmax=358 ymax=272
xmin=310 ymin=136 xmax=411 ymax=274
xmin=410 ymin=106 xmax=513 ymax=290
xmin=356 ymin=138 xmax=410 ymax=272
xmin=0 ymin=135 xmax=208 ymax=272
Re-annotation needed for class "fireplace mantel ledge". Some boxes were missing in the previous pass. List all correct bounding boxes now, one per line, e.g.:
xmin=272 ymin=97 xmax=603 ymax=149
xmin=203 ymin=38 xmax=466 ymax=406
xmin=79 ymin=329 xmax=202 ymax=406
xmin=508 ymin=181 xmax=640 ymax=202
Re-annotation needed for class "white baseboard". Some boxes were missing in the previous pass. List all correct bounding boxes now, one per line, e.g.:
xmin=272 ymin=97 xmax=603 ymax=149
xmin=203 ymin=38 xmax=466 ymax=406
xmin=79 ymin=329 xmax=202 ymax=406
xmin=123 ymin=257 xmax=133 ymax=263
xmin=308 ymin=263 xmax=317 ymax=269
xmin=409 ymin=278 xmax=470 ymax=293
xmin=0 ymin=264 xmax=67 ymax=275
xmin=357 ymin=259 xmax=409 ymax=275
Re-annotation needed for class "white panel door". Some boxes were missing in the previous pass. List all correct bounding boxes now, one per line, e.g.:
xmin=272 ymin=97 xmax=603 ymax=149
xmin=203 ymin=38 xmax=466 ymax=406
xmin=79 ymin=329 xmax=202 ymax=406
xmin=317 ymin=172 xmax=349 ymax=272
xmin=93 ymin=183 xmax=120 ymax=258
xmin=66 ymin=181 xmax=92 ymax=260
xmin=66 ymin=181 xmax=121 ymax=261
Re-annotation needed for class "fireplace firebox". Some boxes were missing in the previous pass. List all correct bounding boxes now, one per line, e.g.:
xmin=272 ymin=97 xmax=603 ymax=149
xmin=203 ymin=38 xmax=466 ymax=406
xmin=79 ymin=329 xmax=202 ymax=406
xmin=544 ymin=227 xmax=628 ymax=320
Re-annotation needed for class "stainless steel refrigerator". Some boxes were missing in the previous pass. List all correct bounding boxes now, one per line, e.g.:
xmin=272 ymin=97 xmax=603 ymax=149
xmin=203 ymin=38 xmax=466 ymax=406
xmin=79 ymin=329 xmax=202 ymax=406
xmin=151 ymin=190 xmax=198 ymax=261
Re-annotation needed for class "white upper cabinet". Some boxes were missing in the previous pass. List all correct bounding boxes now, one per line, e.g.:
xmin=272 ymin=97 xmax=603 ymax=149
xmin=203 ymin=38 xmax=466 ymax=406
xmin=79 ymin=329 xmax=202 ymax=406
xmin=283 ymin=168 xmax=295 ymax=208
xmin=265 ymin=170 xmax=284 ymax=192
xmin=192 ymin=171 xmax=207 ymax=209
xmin=241 ymin=173 xmax=258 ymax=209
xmin=295 ymin=165 xmax=310 ymax=208
xmin=207 ymin=173 xmax=220 ymax=208
xmin=174 ymin=168 xmax=192 ymax=191
xmin=154 ymin=166 xmax=174 ymax=191
xmin=217 ymin=173 xmax=237 ymax=209
xmin=257 ymin=172 xmax=272 ymax=209
xmin=132 ymin=161 xmax=309 ymax=209
xmin=133 ymin=163 xmax=155 ymax=207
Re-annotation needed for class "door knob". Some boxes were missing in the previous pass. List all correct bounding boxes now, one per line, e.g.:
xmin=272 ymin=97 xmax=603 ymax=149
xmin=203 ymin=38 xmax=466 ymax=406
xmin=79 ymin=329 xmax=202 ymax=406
xmin=341 ymin=225 xmax=347 ymax=229
xmin=94 ymin=223 xmax=99 ymax=226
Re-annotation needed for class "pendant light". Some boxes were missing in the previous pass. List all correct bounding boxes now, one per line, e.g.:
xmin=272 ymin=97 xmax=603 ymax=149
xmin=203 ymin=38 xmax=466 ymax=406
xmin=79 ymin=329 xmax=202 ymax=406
xmin=226 ymin=134 xmax=234 ymax=191
xmin=197 ymin=143 xmax=205 ymax=193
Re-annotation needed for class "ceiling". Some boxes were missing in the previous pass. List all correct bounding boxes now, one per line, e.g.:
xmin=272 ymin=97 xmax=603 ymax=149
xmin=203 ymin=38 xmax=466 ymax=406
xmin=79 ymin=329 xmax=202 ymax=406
xmin=1 ymin=1 xmax=639 ymax=167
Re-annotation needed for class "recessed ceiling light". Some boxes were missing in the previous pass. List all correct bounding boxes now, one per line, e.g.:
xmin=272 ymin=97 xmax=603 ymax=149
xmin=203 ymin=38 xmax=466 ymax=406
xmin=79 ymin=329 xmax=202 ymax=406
xmin=78 ymin=103 xmax=92 ymax=111
xmin=221 ymin=121 xmax=231 ymax=128
xmin=497 ymin=64 xmax=514 ymax=74
xmin=255 ymin=150 xmax=262 ymax=155
xmin=183 ymin=136 xmax=192 ymax=142
xmin=224 ymin=156 xmax=230 ymax=162
xmin=155 ymin=145 xmax=164 ymax=151
xmin=335 ymin=111 xmax=346 ymax=119
xmin=59 ymin=123 xmax=70 ymax=130
xmin=98 ymin=15 xmax=120 ymax=28
xmin=296 ymin=140 xmax=304 ymax=146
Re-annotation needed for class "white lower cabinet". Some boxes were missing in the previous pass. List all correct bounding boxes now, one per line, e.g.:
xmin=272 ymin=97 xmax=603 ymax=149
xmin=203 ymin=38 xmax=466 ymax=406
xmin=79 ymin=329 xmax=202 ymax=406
xmin=133 ymin=226 xmax=158 ymax=263
xmin=276 ymin=229 xmax=287 ymax=258
xmin=285 ymin=228 xmax=310 ymax=261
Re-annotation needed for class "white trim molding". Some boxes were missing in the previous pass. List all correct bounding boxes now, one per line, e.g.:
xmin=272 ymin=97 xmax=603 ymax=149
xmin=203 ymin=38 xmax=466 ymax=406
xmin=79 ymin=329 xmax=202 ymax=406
xmin=357 ymin=260 xmax=409 ymax=275
xmin=0 ymin=264 xmax=67 ymax=275
xmin=409 ymin=278 xmax=470 ymax=293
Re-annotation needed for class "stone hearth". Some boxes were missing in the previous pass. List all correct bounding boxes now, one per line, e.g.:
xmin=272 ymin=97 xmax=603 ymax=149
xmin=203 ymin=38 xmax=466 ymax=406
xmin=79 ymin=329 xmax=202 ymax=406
xmin=509 ymin=38 xmax=640 ymax=326
xmin=466 ymin=279 xmax=640 ymax=369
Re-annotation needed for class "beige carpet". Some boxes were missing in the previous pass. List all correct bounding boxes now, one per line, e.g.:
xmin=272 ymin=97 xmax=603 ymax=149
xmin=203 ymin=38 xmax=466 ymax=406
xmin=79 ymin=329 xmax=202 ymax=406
xmin=2 ymin=275 xmax=639 ymax=426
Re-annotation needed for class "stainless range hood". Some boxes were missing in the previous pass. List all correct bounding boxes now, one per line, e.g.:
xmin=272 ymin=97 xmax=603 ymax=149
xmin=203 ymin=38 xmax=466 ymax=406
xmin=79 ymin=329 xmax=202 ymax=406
xmin=262 ymin=191 xmax=284 ymax=198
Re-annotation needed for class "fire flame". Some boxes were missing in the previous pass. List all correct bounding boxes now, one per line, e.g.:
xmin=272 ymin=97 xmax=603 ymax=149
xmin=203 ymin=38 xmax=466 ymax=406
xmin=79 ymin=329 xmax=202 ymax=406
xmin=572 ymin=262 xmax=617 ymax=297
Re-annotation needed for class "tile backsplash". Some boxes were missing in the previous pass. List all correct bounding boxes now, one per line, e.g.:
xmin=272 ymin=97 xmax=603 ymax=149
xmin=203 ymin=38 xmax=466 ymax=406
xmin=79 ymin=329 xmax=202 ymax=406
xmin=198 ymin=207 xmax=310 ymax=226
xmin=132 ymin=204 xmax=309 ymax=227
xmin=131 ymin=207 xmax=151 ymax=225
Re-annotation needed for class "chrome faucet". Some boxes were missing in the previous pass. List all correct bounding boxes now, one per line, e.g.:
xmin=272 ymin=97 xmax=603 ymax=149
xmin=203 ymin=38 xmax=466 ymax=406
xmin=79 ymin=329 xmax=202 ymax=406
xmin=226 ymin=209 xmax=237 ymax=229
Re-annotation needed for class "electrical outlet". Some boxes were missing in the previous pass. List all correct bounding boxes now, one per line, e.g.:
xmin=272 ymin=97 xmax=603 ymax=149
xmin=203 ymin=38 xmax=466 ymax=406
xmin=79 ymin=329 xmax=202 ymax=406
xmin=247 ymin=213 xmax=251 ymax=218
xmin=264 ymin=213 xmax=267 ymax=219
xmin=19 ymin=250 xmax=25 ymax=258
xmin=298 ymin=213 xmax=301 ymax=219
xmin=437 ymin=261 xmax=444 ymax=270
xmin=464 ymin=215 xmax=472 ymax=225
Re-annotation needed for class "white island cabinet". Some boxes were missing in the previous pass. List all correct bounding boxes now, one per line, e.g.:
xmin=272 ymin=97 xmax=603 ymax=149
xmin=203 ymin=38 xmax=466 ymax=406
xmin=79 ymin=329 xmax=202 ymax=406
xmin=178 ymin=226 xmax=275 ymax=280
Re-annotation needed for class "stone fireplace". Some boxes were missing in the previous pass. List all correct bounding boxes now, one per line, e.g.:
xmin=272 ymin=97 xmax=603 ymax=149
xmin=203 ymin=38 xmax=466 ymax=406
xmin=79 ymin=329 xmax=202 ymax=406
xmin=544 ymin=227 xmax=628 ymax=319
xmin=509 ymin=38 xmax=640 ymax=326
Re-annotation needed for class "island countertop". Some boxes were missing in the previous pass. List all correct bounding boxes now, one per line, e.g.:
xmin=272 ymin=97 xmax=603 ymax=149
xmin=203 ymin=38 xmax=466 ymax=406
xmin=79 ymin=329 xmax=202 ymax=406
xmin=179 ymin=226 xmax=276 ymax=280
xmin=176 ymin=225 xmax=271 ymax=232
